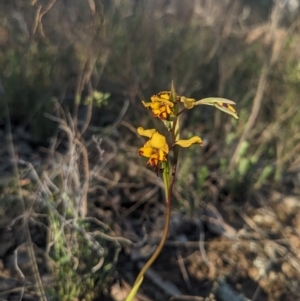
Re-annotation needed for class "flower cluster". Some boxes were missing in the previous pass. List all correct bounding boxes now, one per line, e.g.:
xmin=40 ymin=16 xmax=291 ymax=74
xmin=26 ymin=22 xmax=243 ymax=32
xmin=137 ymin=88 xmax=237 ymax=169
xmin=137 ymin=127 xmax=202 ymax=168
xmin=137 ymin=127 xmax=169 ymax=167
xmin=142 ymin=92 xmax=175 ymax=120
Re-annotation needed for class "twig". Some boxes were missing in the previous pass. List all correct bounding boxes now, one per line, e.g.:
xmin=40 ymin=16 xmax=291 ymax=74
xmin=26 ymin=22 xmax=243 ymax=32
xmin=91 ymin=230 xmax=133 ymax=246
xmin=176 ymin=249 xmax=192 ymax=292
xmin=80 ymin=79 xmax=94 ymax=135
xmin=121 ymin=186 xmax=159 ymax=219
xmin=86 ymin=0 xmax=96 ymax=15
xmin=111 ymin=99 xmax=130 ymax=130
xmin=31 ymin=0 xmax=58 ymax=38
xmin=170 ymin=296 xmax=204 ymax=301
xmin=74 ymin=137 xmax=90 ymax=217
xmin=13 ymin=246 xmax=25 ymax=301
xmin=93 ymin=174 xmax=143 ymax=189
xmin=198 ymin=220 xmax=215 ymax=280
xmin=137 ymin=262 xmax=183 ymax=296
xmin=31 ymin=5 xmax=42 ymax=36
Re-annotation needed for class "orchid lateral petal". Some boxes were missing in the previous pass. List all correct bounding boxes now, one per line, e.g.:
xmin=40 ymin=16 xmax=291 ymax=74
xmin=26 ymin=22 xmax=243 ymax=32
xmin=194 ymin=97 xmax=239 ymax=119
xmin=180 ymin=96 xmax=195 ymax=109
xmin=137 ymin=127 xmax=157 ymax=138
xmin=174 ymin=136 xmax=203 ymax=147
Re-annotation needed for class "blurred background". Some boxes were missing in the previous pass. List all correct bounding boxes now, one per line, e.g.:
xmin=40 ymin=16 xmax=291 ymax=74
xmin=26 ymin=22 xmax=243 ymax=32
xmin=1 ymin=0 xmax=300 ymax=300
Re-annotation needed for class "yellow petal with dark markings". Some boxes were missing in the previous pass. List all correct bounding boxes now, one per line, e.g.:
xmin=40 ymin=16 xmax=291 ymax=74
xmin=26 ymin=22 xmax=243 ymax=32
xmin=138 ymin=146 xmax=154 ymax=158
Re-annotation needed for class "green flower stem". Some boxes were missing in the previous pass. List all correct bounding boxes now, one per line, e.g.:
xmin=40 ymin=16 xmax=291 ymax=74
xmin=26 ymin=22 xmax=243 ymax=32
xmin=162 ymin=161 xmax=170 ymax=200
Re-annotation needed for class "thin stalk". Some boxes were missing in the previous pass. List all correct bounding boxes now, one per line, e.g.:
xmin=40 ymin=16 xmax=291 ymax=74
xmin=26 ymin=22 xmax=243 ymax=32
xmin=162 ymin=162 xmax=170 ymax=200
xmin=133 ymin=164 xmax=176 ymax=286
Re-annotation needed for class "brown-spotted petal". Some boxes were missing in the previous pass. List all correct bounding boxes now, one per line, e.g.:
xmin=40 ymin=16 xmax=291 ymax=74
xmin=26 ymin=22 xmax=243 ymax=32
xmin=194 ymin=97 xmax=238 ymax=119
xmin=214 ymin=102 xmax=239 ymax=119
xmin=138 ymin=146 xmax=154 ymax=158
xmin=194 ymin=97 xmax=236 ymax=105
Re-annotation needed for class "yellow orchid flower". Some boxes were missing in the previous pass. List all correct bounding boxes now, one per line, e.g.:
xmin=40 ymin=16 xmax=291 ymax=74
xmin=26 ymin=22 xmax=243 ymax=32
xmin=142 ymin=92 xmax=176 ymax=120
xmin=129 ymin=84 xmax=238 ymax=301
xmin=137 ymin=127 xmax=169 ymax=167
xmin=137 ymin=127 xmax=203 ymax=167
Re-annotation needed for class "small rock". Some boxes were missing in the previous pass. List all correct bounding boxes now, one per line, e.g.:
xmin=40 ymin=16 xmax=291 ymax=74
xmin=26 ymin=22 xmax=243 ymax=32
xmin=281 ymin=262 xmax=295 ymax=278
